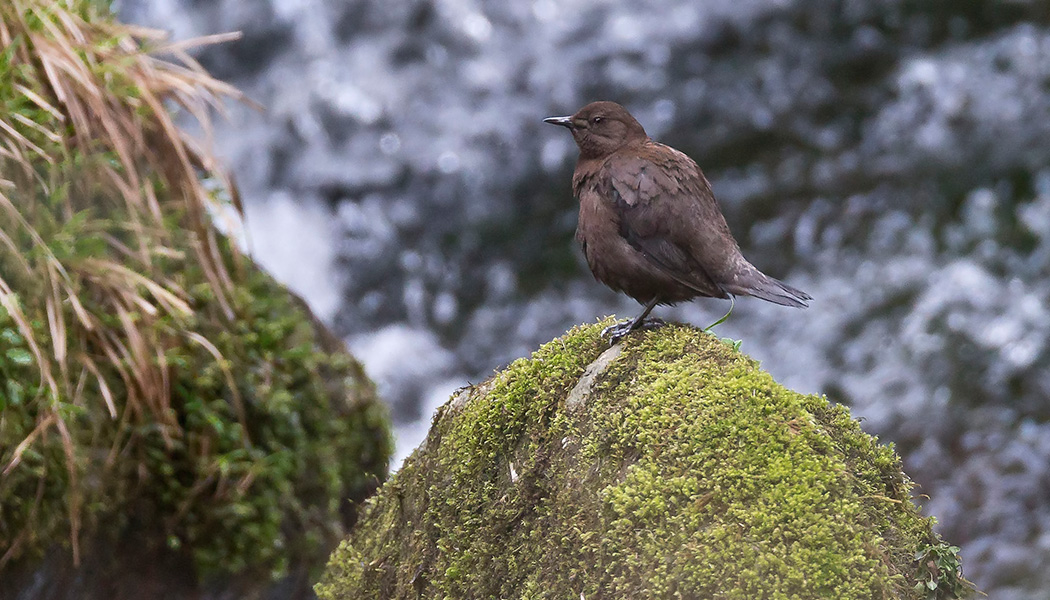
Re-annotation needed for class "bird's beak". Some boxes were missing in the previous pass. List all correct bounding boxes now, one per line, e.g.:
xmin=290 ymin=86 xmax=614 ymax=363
xmin=543 ymin=115 xmax=574 ymax=129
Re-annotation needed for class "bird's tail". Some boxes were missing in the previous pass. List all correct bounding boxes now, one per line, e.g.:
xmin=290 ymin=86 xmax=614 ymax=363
xmin=727 ymin=269 xmax=811 ymax=308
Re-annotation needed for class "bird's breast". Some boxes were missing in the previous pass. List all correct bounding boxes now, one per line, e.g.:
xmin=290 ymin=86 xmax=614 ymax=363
xmin=576 ymin=188 xmax=701 ymax=305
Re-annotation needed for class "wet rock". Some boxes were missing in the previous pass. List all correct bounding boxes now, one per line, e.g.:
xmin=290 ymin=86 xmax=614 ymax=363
xmin=316 ymin=322 xmax=965 ymax=599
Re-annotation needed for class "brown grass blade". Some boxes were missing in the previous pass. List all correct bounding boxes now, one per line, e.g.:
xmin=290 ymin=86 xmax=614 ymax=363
xmin=186 ymin=331 xmax=251 ymax=447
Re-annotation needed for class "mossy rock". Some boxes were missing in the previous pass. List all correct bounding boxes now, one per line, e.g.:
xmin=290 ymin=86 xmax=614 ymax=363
xmin=0 ymin=258 xmax=392 ymax=599
xmin=0 ymin=2 xmax=392 ymax=597
xmin=316 ymin=321 xmax=969 ymax=599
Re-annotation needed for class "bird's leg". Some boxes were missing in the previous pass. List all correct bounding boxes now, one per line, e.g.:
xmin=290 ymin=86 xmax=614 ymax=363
xmin=602 ymin=297 xmax=665 ymax=343
xmin=628 ymin=297 xmax=664 ymax=330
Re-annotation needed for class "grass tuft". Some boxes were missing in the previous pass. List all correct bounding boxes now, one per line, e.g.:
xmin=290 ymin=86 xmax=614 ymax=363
xmin=0 ymin=0 xmax=390 ymax=580
xmin=0 ymin=1 xmax=249 ymax=565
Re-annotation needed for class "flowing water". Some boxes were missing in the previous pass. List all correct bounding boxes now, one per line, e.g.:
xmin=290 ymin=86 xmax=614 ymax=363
xmin=118 ymin=0 xmax=1050 ymax=595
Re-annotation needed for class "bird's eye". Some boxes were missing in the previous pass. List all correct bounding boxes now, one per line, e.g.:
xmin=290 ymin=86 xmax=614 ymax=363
xmin=592 ymin=116 xmax=603 ymax=124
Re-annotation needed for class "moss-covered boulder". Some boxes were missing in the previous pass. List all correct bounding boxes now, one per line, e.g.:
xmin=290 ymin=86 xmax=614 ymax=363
xmin=317 ymin=321 xmax=969 ymax=599
xmin=0 ymin=2 xmax=392 ymax=598
xmin=0 ymin=275 xmax=391 ymax=600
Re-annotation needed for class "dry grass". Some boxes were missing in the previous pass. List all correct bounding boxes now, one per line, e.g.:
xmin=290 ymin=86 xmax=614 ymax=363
xmin=0 ymin=0 xmax=249 ymax=565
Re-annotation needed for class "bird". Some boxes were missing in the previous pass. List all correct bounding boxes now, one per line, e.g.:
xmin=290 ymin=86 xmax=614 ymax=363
xmin=543 ymin=101 xmax=811 ymax=342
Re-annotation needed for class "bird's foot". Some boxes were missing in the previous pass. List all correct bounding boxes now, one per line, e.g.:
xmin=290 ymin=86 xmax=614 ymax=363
xmin=601 ymin=317 xmax=666 ymax=344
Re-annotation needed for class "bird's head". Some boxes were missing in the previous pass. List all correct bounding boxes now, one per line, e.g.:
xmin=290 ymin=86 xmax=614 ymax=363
xmin=544 ymin=101 xmax=648 ymax=159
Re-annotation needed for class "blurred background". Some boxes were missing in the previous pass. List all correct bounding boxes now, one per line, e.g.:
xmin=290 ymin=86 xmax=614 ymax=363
xmin=116 ymin=0 xmax=1050 ymax=596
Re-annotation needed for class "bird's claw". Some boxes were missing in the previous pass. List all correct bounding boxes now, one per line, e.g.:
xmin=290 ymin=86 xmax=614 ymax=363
xmin=601 ymin=321 xmax=632 ymax=344
xmin=601 ymin=317 xmax=666 ymax=344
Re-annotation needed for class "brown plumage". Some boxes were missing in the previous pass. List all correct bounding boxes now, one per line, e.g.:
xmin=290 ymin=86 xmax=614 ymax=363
xmin=544 ymin=101 xmax=810 ymax=340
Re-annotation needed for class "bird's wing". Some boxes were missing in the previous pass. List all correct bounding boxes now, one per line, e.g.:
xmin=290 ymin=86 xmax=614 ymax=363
xmin=601 ymin=148 xmax=731 ymax=298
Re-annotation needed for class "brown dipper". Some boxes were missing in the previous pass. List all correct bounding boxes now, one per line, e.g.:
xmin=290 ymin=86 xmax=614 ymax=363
xmin=544 ymin=101 xmax=811 ymax=341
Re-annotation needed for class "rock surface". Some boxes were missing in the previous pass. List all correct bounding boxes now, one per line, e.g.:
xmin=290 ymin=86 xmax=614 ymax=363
xmin=316 ymin=322 xmax=964 ymax=599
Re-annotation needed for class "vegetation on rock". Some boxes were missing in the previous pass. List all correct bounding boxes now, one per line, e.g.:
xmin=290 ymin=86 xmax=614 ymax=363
xmin=317 ymin=321 xmax=971 ymax=599
xmin=0 ymin=0 xmax=390 ymax=585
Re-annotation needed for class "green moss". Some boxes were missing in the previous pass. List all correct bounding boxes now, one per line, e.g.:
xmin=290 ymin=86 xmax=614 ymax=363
xmin=0 ymin=234 xmax=393 ymax=579
xmin=317 ymin=322 xmax=970 ymax=599
xmin=0 ymin=0 xmax=392 ymax=582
